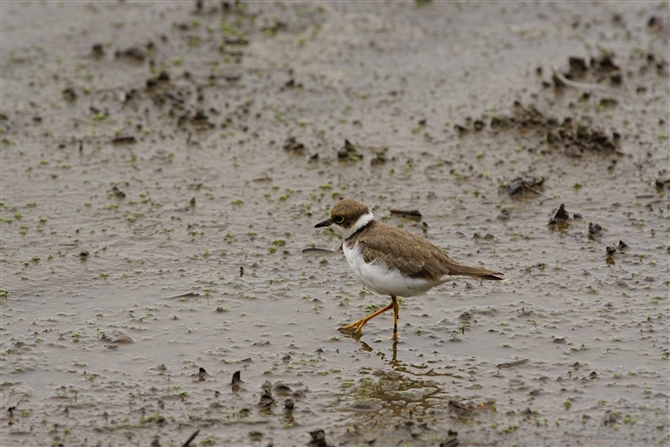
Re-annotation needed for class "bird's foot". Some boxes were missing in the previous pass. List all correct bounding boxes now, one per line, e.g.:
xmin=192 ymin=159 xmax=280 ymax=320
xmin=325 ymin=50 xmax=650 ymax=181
xmin=340 ymin=318 xmax=370 ymax=339
xmin=341 ymin=319 xmax=367 ymax=332
xmin=338 ymin=327 xmax=364 ymax=340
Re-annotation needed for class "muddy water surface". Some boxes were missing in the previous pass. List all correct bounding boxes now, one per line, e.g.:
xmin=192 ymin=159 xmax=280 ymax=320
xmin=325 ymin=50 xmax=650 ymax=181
xmin=1 ymin=1 xmax=668 ymax=446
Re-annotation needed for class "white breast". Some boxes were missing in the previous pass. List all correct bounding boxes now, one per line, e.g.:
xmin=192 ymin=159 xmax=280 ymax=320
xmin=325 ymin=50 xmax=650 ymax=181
xmin=342 ymin=242 xmax=440 ymax=297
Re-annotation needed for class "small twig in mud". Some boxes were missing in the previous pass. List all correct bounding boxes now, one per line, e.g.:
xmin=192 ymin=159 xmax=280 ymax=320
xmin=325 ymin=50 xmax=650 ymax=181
xmin=497 ymin=358 xmax=529 ymax=368
xmin=440 ymin=438 xmax=460 ymax=447
xmin=181 ymin=430 xmax=199 ymax=447
xmin=390 ymin=208 xmax=422 ymax=218
xmin=523 ymin=184 xmax=542 ymax=195
xmin=301 ymin=247 xmax=336 ymax=253
xmin=505 ymin=177 xmax=545 ymax=196
xmin=110 ymin=136 xmax=136 ymax=144
xmin=551 ymin=64 xmax=612 ymax=91
xmin=166 ymin=292 xmax=200 ymax=299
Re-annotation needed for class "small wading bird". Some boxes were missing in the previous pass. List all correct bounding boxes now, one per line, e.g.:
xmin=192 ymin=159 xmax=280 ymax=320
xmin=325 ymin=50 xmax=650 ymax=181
xmin=315 ymin=198 xmax=505 ymax=339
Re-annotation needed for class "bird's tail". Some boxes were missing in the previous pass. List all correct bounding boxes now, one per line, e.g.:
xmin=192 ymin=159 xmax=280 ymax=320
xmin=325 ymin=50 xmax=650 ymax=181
xmin=448 ymin=264 xmax=505 ymax=281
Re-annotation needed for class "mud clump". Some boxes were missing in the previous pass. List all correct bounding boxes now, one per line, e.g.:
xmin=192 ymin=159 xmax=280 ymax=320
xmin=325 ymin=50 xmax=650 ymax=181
xmin=115 ymin=46 xmax=148 ymax=62
xmin=282 ymin=78 xmax=304 ymax=90
xmin=552 ymin=53 xmax=622 ymax=87
xmin=504 ymin=176 xmax=545 ymax=196
xmin=62 ymin=87 xmax=77 ymax=101
xmin=91 ymin=43 xmax=105 ymax=57
xmin=337 ymin=139 xmax=361 ymax=161
xmin=146 ymin=71 xmax=171 ymax=89
xmin=257 ymin=390 xmax=275 ymax=409
xmin=110 ymin=185 xmax=126 ymax=198
xmin=568 ymin=56 xmax=588 ymax=74
xmin=370 ymin=145 xmax=388 ymax=165
xmin=190 ymin=108 xmax=215 ymax=129
xmin=308 ymin=429 xmax=329 ymax=447
xmin=606 ymin=241 xmax=629 ymax=265
xmin=599 ymin=97 xmax=619 ymax=108
xmin=549 ymin=203 xmax=582 ymax=226
xmin=490 ymin=103 xmax=553 ymax=129
xmin=283 ymin=136 xmax=306 ymax=152
xmin=588 ymin=222 xmax=603 ymax=239
xmin=491 ymin=102 xmax=621 ymax=156
xmin=656 ymin=175 xmax=670 ymax=189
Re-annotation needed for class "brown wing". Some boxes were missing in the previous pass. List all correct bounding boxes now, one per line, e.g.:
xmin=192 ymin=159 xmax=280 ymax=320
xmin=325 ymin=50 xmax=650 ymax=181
xmin=355 ymin=221 xmax=504 ymax=282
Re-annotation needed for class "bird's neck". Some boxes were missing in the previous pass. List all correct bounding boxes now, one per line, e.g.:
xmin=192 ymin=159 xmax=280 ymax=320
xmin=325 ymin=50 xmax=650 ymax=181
xmin=345 ymin=212 xmax=374 ymax=240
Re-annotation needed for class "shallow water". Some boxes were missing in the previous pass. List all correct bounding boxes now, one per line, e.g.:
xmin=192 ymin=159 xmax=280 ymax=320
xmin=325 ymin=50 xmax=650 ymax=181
xmin=1 ymin=1 xmax=668 ymax=446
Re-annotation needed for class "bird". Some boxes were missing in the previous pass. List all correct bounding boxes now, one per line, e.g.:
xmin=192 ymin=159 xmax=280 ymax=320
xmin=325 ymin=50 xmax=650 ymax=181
xmin=315 ymin=198 xmax=505 ymax=339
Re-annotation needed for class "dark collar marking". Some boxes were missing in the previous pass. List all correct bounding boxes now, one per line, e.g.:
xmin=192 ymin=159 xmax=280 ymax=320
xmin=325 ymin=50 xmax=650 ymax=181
xmin=346 ymin=218 xmax=375 ymax=241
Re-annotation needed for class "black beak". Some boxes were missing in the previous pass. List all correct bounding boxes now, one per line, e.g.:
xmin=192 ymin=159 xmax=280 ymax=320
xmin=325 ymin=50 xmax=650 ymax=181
xmin=314 ymin=219 xmax=330 ymax=228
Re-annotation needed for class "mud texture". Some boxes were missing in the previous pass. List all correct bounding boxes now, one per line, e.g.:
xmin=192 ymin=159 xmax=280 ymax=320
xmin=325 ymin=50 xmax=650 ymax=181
xmin=1 ymin=2 xmax=669 ymax=446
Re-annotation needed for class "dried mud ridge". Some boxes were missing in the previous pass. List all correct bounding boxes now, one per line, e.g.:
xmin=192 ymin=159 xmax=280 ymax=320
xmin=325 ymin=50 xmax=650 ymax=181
xmin=454 ymin=51 xmax=667 ymax=158
xmin=456 ymin=101 xmax=622 ymax=157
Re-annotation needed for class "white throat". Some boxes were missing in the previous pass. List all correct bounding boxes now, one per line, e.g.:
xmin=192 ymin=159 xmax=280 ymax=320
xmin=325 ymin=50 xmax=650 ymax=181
xmin=335 ymin=212 xmax=374 ymax=239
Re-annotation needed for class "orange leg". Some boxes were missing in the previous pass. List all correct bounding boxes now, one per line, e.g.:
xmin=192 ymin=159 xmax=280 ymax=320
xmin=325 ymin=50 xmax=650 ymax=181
xmin=391 ymin=296 xmax=400 ymax=340
xmin=342 ymin=295 xmax=400 ymax=338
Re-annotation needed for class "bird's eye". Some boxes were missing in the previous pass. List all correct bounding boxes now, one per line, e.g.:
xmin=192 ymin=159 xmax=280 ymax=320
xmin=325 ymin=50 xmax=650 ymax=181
xmin=334 ymin=215 xmax=345 ymax=224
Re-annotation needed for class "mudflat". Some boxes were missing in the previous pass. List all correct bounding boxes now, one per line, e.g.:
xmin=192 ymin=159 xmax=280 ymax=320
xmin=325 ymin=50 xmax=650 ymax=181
xmin=1 ymin=2 xmax=668 ymax=446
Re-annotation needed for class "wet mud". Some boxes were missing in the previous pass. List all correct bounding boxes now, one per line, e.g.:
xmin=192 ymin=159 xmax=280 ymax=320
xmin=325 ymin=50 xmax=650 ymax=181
xmin=1 ymin=1 xmax=668 ymax=446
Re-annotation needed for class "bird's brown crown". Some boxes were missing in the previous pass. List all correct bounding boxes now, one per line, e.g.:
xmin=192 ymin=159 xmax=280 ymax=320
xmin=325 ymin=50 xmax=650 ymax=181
xmin=329 ymin=198 xmax=371 ymax=229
